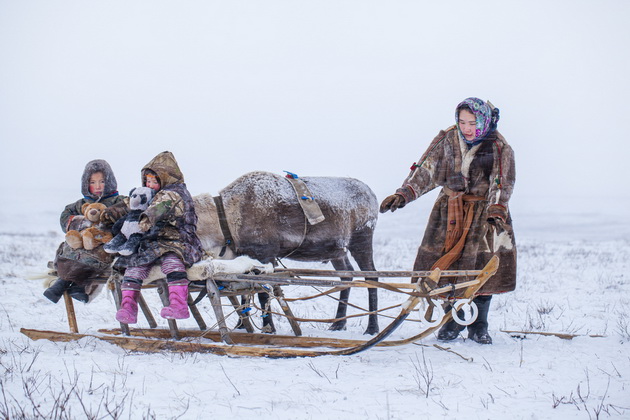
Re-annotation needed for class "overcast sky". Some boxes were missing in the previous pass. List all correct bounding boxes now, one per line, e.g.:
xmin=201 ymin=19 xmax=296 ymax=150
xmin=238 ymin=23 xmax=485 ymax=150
xmin=1 ymin=1 xmax=629 ymax=217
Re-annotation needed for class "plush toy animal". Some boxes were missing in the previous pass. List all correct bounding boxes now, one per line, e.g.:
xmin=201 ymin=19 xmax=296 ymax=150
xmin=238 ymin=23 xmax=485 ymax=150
xmin=104 ymin=187 xmax=155 ymax=256
xmin=65 ymin=203 xmax=114 ymax=250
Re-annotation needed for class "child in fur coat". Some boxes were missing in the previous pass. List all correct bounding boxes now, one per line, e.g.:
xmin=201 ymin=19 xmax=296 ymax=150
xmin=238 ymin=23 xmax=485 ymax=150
xmin=43 ymin=159 xmax=127 ymax=303
xmin=113 ymin=151 xmax=203 ymax=324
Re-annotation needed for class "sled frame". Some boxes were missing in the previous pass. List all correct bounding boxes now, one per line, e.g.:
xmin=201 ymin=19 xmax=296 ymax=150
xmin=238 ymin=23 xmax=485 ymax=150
xmin=27 ymin=256 xmax=499 ymax=357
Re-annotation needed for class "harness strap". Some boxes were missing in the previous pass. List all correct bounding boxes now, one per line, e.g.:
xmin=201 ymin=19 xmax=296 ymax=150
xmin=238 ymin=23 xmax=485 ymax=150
xmin=284 ymin=175 xmax=325 ymax=225
xmin=213 ymin=195 xmax=237 ymax=257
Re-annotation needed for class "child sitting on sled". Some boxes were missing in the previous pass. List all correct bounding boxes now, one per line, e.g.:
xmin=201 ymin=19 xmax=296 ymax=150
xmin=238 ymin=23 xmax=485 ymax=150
xmin=114 ymin=151 xmax=203 ymax=324
xmin=44 ymin=159 xmax=128 ymax=303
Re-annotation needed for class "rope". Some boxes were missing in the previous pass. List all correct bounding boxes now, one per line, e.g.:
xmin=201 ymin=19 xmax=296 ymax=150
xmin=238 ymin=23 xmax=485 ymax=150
xmin=249 ymin=300 xmax=403 ymax=324
xmin=276 ymin=213 xmax=309 ymax=262
xmin=282 ymin=280 xmax=434 ymax=302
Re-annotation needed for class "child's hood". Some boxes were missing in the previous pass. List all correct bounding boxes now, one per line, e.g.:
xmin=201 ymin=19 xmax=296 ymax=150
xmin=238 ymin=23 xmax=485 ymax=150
xmin=81 ymin=159 xmax=118 ymax=200
xmin=141 ymin=151 xmax=184 ymax=188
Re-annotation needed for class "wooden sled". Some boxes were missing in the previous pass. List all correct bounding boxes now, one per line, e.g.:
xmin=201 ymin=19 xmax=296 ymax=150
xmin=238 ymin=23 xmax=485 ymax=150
xmin=22 ymin=256 xmax=499 ymax=358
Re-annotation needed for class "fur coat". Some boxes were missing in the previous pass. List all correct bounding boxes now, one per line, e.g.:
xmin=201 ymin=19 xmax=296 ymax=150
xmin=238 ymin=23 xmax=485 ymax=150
xmin=397 ymin=126 xmax=517 ymax=295
xmin=55 ymin=159 xmax=125 ymax=285
xmin=114 ymin=151 xmax=203 ymax=269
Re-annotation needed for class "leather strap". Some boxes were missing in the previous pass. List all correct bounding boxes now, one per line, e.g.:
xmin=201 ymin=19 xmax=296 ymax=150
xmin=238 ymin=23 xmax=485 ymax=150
xmin=213 ymin=195 xmax=237 ymax=257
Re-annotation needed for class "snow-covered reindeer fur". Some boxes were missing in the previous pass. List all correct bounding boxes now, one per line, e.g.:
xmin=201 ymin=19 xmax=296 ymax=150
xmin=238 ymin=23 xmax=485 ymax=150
xmin=193 ymin=171 xmax=380 ymax=335
xmin=104 ymin=187 xmax=155 ymax=256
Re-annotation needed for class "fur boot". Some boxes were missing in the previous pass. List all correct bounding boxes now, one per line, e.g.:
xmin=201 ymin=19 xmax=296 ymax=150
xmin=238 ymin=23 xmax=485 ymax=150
xmin=160 ymin=284 xmax=190 ymax=320
xmin=43 ymin=278 xmax=71 ymax=303
xmin=67 ymin=283 xmax=89 ymax=303
xmin=467 ymin=295 xmax=493 ymax=344
xmin=116 ymin=290 xmax=139 ymax=324
xmin=437 ymin=305 xmax=466 ymax=341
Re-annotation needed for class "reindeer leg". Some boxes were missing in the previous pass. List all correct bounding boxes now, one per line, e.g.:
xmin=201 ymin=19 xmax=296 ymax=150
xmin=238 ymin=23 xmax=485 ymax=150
xmin=234 ymin=295 xmax=250 ymax=330
xmin=354 ymin=255 xmax=379 ymax=335
xmin=258 ymin=292 xmax=276 ymax=334
xmin=351 ymin=228 xmax=380 ymax=335
xmin=329 ymin=256 xmax=354 ymax=332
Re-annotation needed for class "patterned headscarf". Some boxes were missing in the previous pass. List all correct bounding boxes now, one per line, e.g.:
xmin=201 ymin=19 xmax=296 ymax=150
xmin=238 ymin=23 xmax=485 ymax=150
xmin=455 ymin=97 xmax=500 ymax=146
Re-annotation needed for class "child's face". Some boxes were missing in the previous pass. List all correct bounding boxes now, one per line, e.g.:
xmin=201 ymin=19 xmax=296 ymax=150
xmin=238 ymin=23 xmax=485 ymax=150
xmin=89 ymin=172 xmax=105 ymax=196
xmin=146 ymin=175 xmax=161 ymax=192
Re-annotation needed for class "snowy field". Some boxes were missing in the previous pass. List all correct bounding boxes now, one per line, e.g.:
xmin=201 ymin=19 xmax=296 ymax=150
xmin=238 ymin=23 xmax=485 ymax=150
xmin=2 ymin=0 xmax=629 ymax=418
xmin=1 ymin=191 xmax=629 ymax=420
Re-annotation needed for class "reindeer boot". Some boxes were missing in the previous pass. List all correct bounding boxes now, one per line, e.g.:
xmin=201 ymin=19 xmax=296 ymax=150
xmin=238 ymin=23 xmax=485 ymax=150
xmin=467 ymin=295 xmax=493 ymax=344
xmin=437 ymin=306 xmax=466 ymax=341
xmin=160 ymin=284 xmax=190 ymax=320
xmin=43 ymin=278 xmax=71 ymax=303
xmin=116 ymin=289 xmax=139 ymax=324
xmin=67 ymin=283 xmax=89 ymax=303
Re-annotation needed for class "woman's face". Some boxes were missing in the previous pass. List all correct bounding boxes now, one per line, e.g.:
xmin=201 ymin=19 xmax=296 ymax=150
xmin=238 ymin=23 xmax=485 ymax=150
xmin=89 ymin=171 xmax=105 ymax=196
xmin=458 ymin=109 xmax=478 ymax=141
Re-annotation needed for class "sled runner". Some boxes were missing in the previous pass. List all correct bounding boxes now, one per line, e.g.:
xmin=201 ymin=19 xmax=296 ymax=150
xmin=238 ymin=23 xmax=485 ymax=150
xmin=22 ymin=256 xmax=498 ymax=358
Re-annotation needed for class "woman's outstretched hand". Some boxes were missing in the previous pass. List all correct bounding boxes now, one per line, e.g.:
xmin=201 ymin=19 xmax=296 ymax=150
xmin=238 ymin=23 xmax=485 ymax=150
xmin=379 ymin=194 xmax=406 ymax=213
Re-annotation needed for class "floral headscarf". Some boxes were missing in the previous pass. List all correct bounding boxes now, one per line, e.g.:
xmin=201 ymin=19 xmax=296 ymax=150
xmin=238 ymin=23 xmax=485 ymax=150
xmin=455 ymin=97 xmax=500 ymax=146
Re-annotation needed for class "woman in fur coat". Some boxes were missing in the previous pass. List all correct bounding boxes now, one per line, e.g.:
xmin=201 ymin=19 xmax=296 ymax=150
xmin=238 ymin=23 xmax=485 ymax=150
xmin=380 ymin=97 xmax=517 ymax=344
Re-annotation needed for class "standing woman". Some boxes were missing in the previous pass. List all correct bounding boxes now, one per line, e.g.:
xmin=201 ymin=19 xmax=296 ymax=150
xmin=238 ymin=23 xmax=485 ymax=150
xmin=380 ymin=98 xmax=517 ymax=344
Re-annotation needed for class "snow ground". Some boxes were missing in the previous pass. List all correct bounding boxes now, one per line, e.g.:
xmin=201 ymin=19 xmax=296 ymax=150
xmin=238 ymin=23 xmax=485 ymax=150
xmin=1 ymin=194 xmax=629 ymax=420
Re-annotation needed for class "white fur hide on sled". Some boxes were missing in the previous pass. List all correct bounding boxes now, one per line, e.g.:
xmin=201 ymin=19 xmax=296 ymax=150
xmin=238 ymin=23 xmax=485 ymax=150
xmin=143 ymin=255 xmax=274 ymax=284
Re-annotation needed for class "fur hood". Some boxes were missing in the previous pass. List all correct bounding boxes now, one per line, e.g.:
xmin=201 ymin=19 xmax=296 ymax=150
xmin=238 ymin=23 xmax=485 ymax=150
xmin=81 ymin=159 xmax=118 ymax=201
xmin=141 ymin=151 xmax=184 ymax=189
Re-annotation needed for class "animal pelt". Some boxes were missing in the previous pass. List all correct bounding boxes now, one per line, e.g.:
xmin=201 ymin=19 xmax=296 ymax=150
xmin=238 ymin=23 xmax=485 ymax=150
xmin=141 ymin=255 xmax=274 ymax=284
xmin=104 ymin=187 xmax=155 ymax=256
xmin=65 ymin=203 xmax=113 ymax=250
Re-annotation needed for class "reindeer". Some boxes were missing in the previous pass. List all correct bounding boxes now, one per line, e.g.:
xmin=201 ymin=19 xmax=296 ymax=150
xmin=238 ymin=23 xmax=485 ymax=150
xmin=193 ymin=171 xmax=380 ymax=335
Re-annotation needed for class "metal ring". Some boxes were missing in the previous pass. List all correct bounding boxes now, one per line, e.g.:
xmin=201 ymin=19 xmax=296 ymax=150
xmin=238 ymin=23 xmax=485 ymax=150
xmin=452 ymin=300 xmax=478 ymax=326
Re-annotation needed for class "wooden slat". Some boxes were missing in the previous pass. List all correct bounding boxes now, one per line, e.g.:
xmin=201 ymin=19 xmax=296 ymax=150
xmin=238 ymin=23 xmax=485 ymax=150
xmin=98 ymin=328 xmax=372 ymax=348
xmin=274 ymin=268 xmax=482 ymax=278
xmin=20 ymin=328 xmax=360 ymax=358
xmin=63 ymin=292 xmax=78 ymax=333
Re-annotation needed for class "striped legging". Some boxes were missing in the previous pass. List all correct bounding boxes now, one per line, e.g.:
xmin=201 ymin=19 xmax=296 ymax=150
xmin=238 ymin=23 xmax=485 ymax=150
xmin=122 ymin=252 xmax=187 ymax=290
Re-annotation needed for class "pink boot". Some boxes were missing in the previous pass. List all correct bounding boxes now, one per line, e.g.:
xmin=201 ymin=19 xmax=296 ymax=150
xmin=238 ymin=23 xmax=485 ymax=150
xmin=116 ymin=290 xmax=139 ymax=324
xmin=160 ymin=284 xmax=190 ymax=320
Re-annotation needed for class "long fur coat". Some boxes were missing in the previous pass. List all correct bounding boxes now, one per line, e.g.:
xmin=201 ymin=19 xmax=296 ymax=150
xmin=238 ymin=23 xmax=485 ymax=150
xmin=397 ymin=126 xmax=517 ymax=295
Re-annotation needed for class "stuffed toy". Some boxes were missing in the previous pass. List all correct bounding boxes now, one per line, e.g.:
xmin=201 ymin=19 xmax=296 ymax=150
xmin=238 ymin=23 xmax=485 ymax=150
xmin=104 ymin=187 xmax=155 ymax=256
xmin=65 ymin=203 xmax=114 ymax=250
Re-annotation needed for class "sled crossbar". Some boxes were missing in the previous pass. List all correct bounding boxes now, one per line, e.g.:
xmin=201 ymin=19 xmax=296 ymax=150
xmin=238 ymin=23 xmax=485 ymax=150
xmin=273 ymin=268 xmax=482 ymax=278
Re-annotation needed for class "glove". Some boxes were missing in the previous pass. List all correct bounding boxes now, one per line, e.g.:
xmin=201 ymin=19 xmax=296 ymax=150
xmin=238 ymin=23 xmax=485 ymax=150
xmin=486 ymin=204 xmax=507 ymax=225
xmin=100 ymin=203 xmax=129 ymax=225
xmin=379 ymin=194 xmax=406 ymax=213
xmin=66 ymin=215 xmax=91 ymax=232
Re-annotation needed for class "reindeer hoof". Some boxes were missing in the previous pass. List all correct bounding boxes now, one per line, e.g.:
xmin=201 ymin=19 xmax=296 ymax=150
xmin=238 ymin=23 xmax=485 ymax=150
xmin=329 ymin=321 xmax=347 ymax=331
xmin=363 ymin=325 xmax=380 ymax=336
xmin=261 ymin=324 xmax=276 ymax=334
